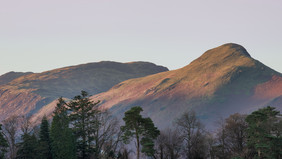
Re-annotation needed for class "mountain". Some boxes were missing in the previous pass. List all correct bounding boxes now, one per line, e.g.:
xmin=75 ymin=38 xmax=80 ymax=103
xmin=0 ymin=61 xmax=168 ymax=121
xmin=89 ymin=43 xmax=282 ymax=129
xmin=0 ymin=71 xmax=33 ymax=86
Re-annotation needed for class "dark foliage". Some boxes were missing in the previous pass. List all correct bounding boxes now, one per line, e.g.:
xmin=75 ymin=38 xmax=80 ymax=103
xmin=246 ymin=106 xmax=282 ymax=159
xmin=121 ymin=106 xmax=160 ymax=159
xmin=50 ymin=97 xmax=76 ymax=159
xmin=16 ymin=133 xmax=38 ymax=159
xmin=68 ymin=91 xmax=100 ymax=159
xmin=0 ymin=124 xmax=8 ymax=159
xmin=38 ymin=116 xmax=52 ymax=159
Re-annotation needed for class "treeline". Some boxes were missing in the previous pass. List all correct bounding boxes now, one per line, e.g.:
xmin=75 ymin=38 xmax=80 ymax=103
xmin=0 ymin=91 xmax=281 ymax=159
xmin=0 ymin=91 xmax=122 ymax=159
xmin=154 ymin=107 xmax=282 ymax=159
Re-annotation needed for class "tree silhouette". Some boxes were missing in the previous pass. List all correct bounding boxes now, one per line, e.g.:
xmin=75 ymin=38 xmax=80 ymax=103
xmin=121 ymin=106 xmax=160 ymax=159
xmin=68 ymin=91 xmax=100 ymax=159
xmin=176 ymin=111 xmax=207 ymax=159
xmin=38 ymin=116 xmax=52 ymax=159
xmin=16 ymin=133 xmax=39 ymax=159
xmin=50 ymin=97 xmax=76 ymax=159
xmin=246 ymin=106 xmax=282 ymax=158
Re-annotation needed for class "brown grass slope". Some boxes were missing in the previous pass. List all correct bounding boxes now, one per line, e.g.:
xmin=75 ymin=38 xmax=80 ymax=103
xmin=91 ymin=43 xmax=282 ymax=129
xmin=0 ymin=61 xmax=168 ymax=121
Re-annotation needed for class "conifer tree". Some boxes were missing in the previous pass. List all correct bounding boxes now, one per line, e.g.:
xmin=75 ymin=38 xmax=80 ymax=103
xmin=38 ymin=116 xmax=52 ymax=159
xmin=50 ymin=97 xmax=76 ymax=159
xmin=246 ymin=106 xmax=282 ymax=158
xmin=16 ymin=133 xmax=39 ymax=159
xmin=121 ymin=106 xmax=160 ymax=159
xmin=68 ymin=91 xmax=100 ymax=159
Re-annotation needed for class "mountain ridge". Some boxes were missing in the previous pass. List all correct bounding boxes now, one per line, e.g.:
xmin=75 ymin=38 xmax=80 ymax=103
xmin=1 ymin=43 xmax=281 ymax=130
xmin=0 ymin=71 xmax=33 ymax=86
xmin=0 ymin=61 xmax=168 ymax=121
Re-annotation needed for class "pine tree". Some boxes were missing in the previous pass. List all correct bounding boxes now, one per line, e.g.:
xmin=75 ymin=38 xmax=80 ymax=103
xmin=0 ymin=124 xmax=8 ymax=159
xmin=121 ymin=106 xmax=160 ymax=159
xmin=68 ymin=91 xmax=100 ymax=159
xmin=16 ymin=133 xmax=39 ymax=159
xmin=38 ymin=116 xmax=52 ymax=159
xmin=50 ymin=97 xmax=76 ymax=159
xmin=246 ymin=106 xmax=282 ymax=158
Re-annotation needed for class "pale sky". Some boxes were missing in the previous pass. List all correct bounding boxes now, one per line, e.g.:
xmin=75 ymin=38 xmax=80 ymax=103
xmin=1 ymin=0 xmax=282 ymax=75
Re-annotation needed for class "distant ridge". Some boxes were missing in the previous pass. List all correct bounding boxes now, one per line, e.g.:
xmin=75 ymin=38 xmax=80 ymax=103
xmin=0 ymin=71 xmax=33 ymax=86
xmin=0 ymin=61 xmax=168 ymax=121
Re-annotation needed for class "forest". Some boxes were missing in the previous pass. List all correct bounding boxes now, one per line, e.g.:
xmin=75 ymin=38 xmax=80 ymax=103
xmin=0 ymin=91 xmax=281 ymax=159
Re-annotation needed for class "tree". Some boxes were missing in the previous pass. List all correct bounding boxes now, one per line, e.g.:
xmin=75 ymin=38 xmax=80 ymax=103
xmin=154 ymin=128 xmax=183 ymax=159
xmin=117 ymin=146 xmax=133 ymax=159
xmin=91 ymin=111 xmax=122 ymax=159
xmin=16 ymin=133 xmax=39 ymax=159
xmin=16 ymin=116 xmax=39 ymax=159
xmin=57 ymin=91 xmax=121 ymax=159
xmin=213 ymin=114 xmax=248 ymax=159
xmin=245 ymin=106 xmax=282 ymax=159
xmin=121 ymin=106 xmax=160 ymax=159
xmin=19 ymin=116 xmax=33 ymax=136
xmin=0 ymin=124 xmax=8 ymax=159
xmin=224 ymin=113 xmax=248 ymax=158
xmin=68 ymin=91 xmax=100 ymax=159
xmin=176 ymin=110 xmax=207 ymax=159
xmin=2 ymin=115 xmax=20 ymax=159
xmin=50 ymin=97 xmax=76 ymax=159
xmin=38 ymin=116 xmax=52 ymax=159
xmin=214 ymin=118 xmax=230 ymax=159
xmin=205 ymin=132 xmax=218 ymax=159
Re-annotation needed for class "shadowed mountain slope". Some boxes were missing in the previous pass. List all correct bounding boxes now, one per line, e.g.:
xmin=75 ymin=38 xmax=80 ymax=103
xmin=90 ymin=43 xmax=282 ymax=129
xmin=0 ymin=61 xmax=168 ymax=121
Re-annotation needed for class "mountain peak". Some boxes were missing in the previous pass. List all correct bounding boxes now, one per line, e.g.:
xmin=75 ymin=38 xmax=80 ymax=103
xmin=88 ymin=44 xmax=281 ymax=129
xmin=203 ymin=43 xmax=251 ymax=59
xmin=189 ymin=43 xmax=253 ymax=69
xmin=220 ymin=43 xmax=251 ymax=57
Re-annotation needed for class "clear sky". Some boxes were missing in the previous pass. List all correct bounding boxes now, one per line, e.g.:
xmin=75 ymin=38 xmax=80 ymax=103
xmin=1 ymin=0 xmax=282 ymax=75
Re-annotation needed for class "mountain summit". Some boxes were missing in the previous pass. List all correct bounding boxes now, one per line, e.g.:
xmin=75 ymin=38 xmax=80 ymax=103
xmin=202 ymin=43 xmax=251 ymax=58
xmin=89 ymin=43 xmax=281 ymax=128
